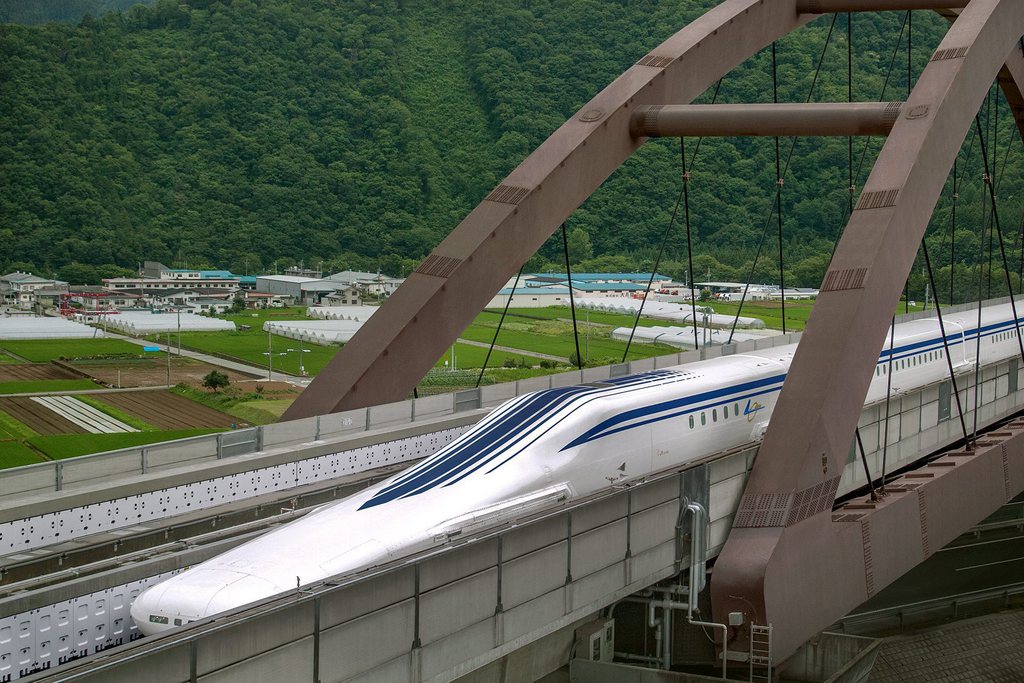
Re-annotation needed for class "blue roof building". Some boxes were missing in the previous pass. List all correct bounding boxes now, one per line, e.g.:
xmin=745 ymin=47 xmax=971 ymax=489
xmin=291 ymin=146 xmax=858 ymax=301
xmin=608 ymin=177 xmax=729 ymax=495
xmin=527 ymin=272 xmax=672 ymax=283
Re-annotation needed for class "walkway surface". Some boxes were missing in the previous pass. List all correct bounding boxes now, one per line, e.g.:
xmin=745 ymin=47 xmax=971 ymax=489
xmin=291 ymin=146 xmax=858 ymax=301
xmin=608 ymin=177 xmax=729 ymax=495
xmin=111 ymin=333 xmax=307 ymax=385
xmin=868 ymin=610 xmax=1024 ymax=682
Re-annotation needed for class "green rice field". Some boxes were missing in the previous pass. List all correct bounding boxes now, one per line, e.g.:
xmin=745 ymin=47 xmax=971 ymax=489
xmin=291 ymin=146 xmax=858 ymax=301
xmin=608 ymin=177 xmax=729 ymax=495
xmin=28 ymin=429 xmax=225 ymax=460
xmin=0 ymin=338 xmax=161 ymax=362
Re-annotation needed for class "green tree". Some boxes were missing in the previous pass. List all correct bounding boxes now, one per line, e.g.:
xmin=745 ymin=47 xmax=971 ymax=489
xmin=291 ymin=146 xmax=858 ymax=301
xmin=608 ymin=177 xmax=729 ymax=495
xmin=201 ymin=370 xmax=230 ymax=393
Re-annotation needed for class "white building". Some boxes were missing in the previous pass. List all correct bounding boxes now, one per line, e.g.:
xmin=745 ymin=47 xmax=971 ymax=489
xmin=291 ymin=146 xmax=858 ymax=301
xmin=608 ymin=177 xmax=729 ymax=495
xmin=486 ymin=285 xmax=570 ymax=309
xmin=325 ymin=271 xmax=404 ymax=297
xmin=0 ymin=272 xmax=67 ymax=309
xmin=256 ymin=275 xmax=343 ymax=305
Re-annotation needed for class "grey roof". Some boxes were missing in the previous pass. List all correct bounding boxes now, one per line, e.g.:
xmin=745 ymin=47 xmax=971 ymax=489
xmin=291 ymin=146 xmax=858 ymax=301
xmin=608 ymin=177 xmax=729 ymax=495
xmin=1 ymin=272 xmax=56 ymax=284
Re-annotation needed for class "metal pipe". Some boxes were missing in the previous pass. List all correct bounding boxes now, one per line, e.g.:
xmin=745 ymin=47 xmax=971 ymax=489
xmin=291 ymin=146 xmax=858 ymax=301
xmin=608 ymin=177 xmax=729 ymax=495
xmin=631 ymin=102 xmax=903 ymax=139
xmin=688 ymin=617 xmax=729 ymax=680
xmin=686 ymin=501 xmax=707 ymax=617
xmin=681 ymin=501 xmax=730 ymax=679
xmin=797 ymin=0 xmax=968 ymax=11
xmin=663 ymin=597 xmax=672 ymax=670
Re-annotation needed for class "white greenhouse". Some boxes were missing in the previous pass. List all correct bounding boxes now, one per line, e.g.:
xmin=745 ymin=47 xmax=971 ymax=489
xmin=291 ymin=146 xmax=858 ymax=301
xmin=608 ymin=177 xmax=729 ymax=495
xmin=306 ymin=306 xmax=379 ymax=321
xmin=610 ymin=325 xmax=763 ymax=349
xmin=264 ymin=320 xmax=365 ymax=345
xmin=107 ymin=312 xmax=236 ymax=335
xmin=570 ymin=297 xmax=766 ymax=329
xmin=0 ymin=316 xmax=107 ymax=340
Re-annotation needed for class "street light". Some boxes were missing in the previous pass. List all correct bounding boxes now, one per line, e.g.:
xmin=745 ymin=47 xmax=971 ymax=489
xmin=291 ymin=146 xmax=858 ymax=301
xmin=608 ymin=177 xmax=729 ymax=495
xmin=262 ymin=330 xmax=287 ymax=381
xmin=286 ymin=345 xmax=308 ymax=376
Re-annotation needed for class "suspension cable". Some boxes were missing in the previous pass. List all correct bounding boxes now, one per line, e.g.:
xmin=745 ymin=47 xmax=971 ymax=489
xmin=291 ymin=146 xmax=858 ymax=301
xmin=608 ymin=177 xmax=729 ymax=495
xmin=971 ymin=93 xmax=992 ymax=446
xmin=974 ymin=113 xmax=1024 ymax=365
xmin=1018 ymin=201 xmax=1024 ymax=287
xmin=773 ymin=42 xmax=786 ymax=334
xmin=855 ymin=430 xmax=878 ymax=502
xmin=922 ymin=239 xmax=971 ymax=444
xmin=476 ymin=265 xmax=524 ymax=387
xmin=621 ymin=79 xmax=723 ymax=360
xmin=847 ymin=11 xmax=854 ymax=217
xmin=854 ymin=11 xmax=910 ymax=187
xmin=622 ymin=145 xmax=685 ymax=361
xmin=682 ymin=138 xmax=700 ymax=352
xmin=904 ymin=10 xmax=912 ymax=313
xmin=728 ymin=15 xmax=838 ymax=343
xmin=933 ymin=131 xmax=976 ymax=304
xmin=561 ymin=223 xmax=583 ymax=370
xmin=880 ymin=317 xmax=895 ymax=492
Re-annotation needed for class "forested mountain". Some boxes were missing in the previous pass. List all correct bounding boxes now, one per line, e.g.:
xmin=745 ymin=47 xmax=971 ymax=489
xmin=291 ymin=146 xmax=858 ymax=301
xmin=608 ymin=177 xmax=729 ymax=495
xmin=1 ymin=0 xmax=1020 ymax=300
xmin=0 ymin=0 xmax=152 ymax=25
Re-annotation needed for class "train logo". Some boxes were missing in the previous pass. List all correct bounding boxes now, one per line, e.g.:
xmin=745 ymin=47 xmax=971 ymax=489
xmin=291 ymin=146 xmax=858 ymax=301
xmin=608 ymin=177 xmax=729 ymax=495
xmin=744 ymin=400 xmax=765 ymax=422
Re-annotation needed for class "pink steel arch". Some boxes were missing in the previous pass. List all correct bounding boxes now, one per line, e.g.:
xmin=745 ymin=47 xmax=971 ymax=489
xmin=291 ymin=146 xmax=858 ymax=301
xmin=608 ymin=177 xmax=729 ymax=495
xmin=712 ymin=0 xmax=1024 ymax=662
xmin=285 ymin=0 xmax=1024 ymax=661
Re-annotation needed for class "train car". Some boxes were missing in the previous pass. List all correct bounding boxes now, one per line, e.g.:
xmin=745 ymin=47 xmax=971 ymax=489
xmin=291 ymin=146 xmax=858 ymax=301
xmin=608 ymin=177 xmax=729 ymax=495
xmin=131 ymin=300 xmax=1024 ymax=635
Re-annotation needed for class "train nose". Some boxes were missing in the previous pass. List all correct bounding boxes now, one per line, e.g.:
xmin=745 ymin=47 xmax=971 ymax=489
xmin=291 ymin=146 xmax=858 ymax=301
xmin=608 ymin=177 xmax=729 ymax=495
xmin=130 ymin=584 xmax=175 ymax=636
xmin=131 ymin=569 xmax=285 ymax=636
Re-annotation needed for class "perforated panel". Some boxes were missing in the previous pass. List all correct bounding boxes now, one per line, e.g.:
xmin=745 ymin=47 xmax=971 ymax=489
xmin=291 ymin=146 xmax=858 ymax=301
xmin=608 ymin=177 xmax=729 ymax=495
xmin=0 ymin=571 xmax=179 ymax=681
xmin=0 ymin=427 xmax=468 ymax=556
xmin=636 ymin=54 xmax=674 ymax=68
xmin=733 ymin=493 xmax=791 ymax=528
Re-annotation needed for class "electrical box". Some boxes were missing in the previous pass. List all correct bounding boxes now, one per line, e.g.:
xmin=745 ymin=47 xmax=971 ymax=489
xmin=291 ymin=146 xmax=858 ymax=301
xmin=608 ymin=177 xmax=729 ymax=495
xmin=575 ymin=618 xmax=615 ymax=662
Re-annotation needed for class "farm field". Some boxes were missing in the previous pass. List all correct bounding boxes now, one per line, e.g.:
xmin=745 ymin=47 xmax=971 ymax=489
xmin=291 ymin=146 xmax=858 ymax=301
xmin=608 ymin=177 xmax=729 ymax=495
xmin=463 ymin=313 xmax=678 ymax=363
xmin=173 ymin=382 xmax=301 ymax=426
xmin=0 ymin=364 xmax=80 ymax=381
xmin=0 ymin=379 xmax=99 ymax=395
xmin=432 ymin=343 xmax=536 ymax=370
xmin=174 ymin=330 xmax=337 ymax=376
xmin=0 ymin=393 xmax=235 ymax=468
xmin=0 ymin=440 xmax=45 ymax=467
xmin=95 ymin=391 xmax=241 ymax=430
xmin=227 ymin=398 xmax=293 ymax=425
xmin=28 ymin=429 xmax=224 ymax=460
xmin=69 ymin=356 xmax=256 ymax=388
xmin=0 ymin=338 xmax=162 ymax=362
xmin=0 ymin=397 xmax=88 ymax=434
xmin=169 ymin=306 xmax=332 ymax=375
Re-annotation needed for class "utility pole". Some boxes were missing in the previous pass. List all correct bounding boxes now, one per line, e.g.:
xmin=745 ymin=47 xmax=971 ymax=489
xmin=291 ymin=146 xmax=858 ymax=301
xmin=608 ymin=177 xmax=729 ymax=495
xmin=585 ymin=308 xmax=590 ymax=364
xmin=165 ymin=331 xmax=171 ymax=386
xmin=177 ymin=306 xmax=181 ymax=356
xmin=268 ymin=330 xmax=273 ymax=381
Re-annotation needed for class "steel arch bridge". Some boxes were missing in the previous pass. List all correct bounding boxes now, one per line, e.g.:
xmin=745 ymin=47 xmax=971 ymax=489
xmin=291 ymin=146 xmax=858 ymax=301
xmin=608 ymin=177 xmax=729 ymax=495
xmin=286 ymin=0 xmax=1024 ymax=662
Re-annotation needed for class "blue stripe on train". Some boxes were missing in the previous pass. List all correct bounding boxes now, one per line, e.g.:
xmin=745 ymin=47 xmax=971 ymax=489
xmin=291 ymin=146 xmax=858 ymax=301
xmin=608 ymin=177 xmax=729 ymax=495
xmin=358 ymin=371 xmax=685 ymax=509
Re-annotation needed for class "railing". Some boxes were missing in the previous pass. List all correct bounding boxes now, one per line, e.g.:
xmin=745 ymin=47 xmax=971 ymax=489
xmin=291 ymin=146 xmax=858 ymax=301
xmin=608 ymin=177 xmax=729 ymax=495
xmin=835 ymin=582 xmax=1024 ymax=635
xmin=1 ymin=296 xmax=1010 ymax=502
xmin=0 ymin=328 xmax=807 ymax=500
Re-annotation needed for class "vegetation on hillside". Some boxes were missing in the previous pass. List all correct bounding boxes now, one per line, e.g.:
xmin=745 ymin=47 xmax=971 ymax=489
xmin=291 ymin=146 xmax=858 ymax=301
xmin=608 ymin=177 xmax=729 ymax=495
xmin=2 ymin=1 xmax=1021 ymax=303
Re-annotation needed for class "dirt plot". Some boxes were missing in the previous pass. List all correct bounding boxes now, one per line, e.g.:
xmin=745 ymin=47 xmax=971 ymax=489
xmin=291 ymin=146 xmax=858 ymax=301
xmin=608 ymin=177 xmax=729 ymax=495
xmin=0 ymin=398 xmax=87 ymax=435
xmin=70 ymin=358 xmax=256 ymax=388
xmin=97 ymin=391 xmax=239 ymax=429
xmin=0 ymin=364 xmax=79 ymax=382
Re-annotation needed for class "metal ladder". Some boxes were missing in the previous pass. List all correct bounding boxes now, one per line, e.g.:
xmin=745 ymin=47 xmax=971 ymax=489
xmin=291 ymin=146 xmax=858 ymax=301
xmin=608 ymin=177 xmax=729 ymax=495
xmin=749 ymin=624 xmax=772 ymax=682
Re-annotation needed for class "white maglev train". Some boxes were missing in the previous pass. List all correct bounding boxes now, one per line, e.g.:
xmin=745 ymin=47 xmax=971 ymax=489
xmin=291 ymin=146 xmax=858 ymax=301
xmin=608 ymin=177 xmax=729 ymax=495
xmin=132 ymin=300 xmax=1024 ymax=635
